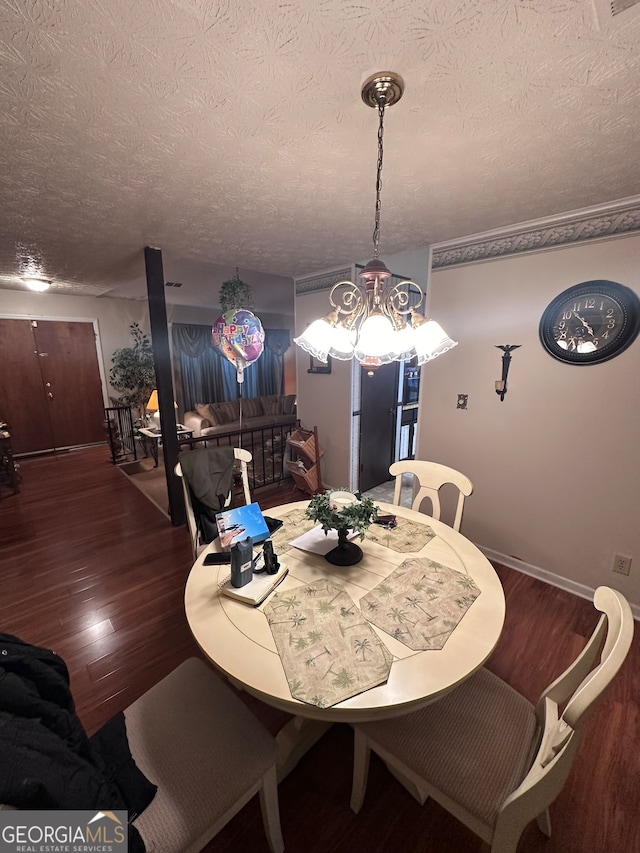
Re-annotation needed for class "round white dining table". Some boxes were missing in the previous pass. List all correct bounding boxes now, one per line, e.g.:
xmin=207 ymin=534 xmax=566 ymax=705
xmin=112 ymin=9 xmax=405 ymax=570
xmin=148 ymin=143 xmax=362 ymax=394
xmin=184 ymin=500 xmax=505 ymax=774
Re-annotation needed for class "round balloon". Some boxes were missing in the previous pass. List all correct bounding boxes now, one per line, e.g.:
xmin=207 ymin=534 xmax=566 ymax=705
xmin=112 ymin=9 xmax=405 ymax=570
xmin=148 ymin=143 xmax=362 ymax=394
xmin=212 ymin=309 xmax=265 ymax=367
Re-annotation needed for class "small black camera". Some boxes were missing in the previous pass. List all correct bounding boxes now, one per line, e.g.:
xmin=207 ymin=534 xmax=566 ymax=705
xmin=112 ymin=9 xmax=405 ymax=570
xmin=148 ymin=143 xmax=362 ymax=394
xmin=262 ymin=539 xmax=280 ymax=575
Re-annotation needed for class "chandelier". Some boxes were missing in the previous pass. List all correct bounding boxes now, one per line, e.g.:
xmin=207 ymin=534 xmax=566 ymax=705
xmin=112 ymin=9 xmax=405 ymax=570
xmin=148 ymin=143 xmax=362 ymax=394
xmin=294 ymin=72 xmax=457 ymax=373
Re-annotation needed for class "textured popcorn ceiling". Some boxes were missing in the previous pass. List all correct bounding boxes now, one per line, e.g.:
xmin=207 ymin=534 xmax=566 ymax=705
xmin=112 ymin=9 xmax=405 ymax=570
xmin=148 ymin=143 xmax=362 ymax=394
xmin=1 ymin=0 xmax=639 ymax=311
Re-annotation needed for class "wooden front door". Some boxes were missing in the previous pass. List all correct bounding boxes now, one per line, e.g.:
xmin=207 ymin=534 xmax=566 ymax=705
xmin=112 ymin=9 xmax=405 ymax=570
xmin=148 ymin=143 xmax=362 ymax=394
xmin=358 ymin=362 xmax=400 ymax=492
xmin=0 ymin=319 xmax=105 ymax=454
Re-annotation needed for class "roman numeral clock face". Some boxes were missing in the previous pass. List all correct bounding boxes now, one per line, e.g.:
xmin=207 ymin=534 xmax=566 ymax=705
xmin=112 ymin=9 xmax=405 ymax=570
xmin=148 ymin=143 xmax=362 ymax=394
xmin=539 ymin=280 xmax=640 ymax=365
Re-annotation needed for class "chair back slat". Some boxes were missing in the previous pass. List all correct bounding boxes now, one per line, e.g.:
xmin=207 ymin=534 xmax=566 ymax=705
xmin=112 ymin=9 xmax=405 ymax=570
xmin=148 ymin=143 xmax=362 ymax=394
xmin=389 ymin=459 xmax=473 ymax=532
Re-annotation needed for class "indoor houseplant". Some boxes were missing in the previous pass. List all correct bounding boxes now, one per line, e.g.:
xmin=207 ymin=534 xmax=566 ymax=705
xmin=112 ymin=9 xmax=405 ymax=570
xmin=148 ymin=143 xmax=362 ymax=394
xmin=219 ymin=271 xmax=254 ymax=313
xmin=109 ymin=322 xmax=156 ymax=423
xmin=305 ymin=489 xmax=379 ymax=566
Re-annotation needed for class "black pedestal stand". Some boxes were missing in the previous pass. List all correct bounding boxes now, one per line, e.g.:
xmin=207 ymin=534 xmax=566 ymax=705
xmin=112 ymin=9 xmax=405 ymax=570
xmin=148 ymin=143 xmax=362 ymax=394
xmin=324 ymin=528 xmax=363 ymax=566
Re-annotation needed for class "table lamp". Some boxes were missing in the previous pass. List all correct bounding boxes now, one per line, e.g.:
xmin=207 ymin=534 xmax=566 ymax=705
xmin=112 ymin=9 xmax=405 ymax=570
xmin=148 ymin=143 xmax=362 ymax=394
xmin=146 ymin=390 xmax=160 ymax=427
xmin=146 ymin=390 xmax=179 ymax=429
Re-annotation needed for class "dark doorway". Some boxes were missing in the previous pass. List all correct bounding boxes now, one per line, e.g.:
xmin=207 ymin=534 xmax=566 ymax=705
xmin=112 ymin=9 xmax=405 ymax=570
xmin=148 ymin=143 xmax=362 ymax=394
xmin=358 ymin=362 xmax=399 ymax=492
xmin=0 ymin=319 xmax=106 ymax=455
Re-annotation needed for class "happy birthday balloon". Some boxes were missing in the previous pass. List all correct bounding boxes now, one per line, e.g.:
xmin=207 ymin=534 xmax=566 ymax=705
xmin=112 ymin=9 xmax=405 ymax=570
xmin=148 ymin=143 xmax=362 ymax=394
xmin=212 ymin=309 xmax=265 ymax=370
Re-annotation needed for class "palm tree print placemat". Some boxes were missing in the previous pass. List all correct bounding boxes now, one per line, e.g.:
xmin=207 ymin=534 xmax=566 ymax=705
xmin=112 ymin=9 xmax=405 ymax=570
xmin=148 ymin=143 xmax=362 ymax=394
xmin=263 ymin=578 xmax=393 ymax=708
xmin=365 ymin=518 xmax=436 ymax=552
xmin=360 ymin=558 xmax=481 ymax=650
xmin=267 ymin=507 xmax=317 ymax=554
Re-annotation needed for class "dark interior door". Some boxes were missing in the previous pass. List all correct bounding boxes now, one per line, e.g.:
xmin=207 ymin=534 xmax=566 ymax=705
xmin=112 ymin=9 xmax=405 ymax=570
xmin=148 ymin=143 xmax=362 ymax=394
xmin=358 ymin=362 xmax=399 ymax=492
xmin=0 ymin=319 xmax=54 ymax=454
xmin=33 ymin=320 xmax=106 ymax=449
xmin=0 ymin=319 xmax=105 ymax=454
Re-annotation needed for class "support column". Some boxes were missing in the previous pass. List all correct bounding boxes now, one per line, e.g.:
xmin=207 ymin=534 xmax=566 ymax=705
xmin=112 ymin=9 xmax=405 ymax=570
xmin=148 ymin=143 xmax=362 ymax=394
xmin=144 ymin=246 xmax=185 ymax=526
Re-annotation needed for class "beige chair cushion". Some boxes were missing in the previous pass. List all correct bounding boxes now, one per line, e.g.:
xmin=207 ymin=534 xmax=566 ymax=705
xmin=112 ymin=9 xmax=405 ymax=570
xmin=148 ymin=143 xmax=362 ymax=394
xmin=126 ymin=658 xmax=276 ymax=853
xmin=359 ymin=668 xmax=536 ymax=826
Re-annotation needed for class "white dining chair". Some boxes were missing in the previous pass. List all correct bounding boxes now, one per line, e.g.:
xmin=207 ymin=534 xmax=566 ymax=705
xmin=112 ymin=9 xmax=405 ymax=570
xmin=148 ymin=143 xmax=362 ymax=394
xmin=175 ymin=446 xmax=252 ymax=560
xmin=389 ymin=459 xmax=473 ymax=531
xmin=127 ymin=657 xmax=284 ymax=853
xmin=350 ymin=586 xmax=633 ymax=853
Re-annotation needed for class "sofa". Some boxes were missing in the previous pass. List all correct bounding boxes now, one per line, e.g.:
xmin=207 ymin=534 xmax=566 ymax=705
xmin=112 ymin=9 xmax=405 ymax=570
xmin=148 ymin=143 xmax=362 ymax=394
xmin=183 ymin=394 xmax=298 ymax=491
xmin=183 ymin=394 xmax=297 ymax=439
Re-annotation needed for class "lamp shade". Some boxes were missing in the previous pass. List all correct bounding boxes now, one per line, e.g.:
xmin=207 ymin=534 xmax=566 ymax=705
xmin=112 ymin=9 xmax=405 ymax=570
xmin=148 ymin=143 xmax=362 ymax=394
xmin=146 ymin=390 xmax=159 ymax=411
xmin=412 ymin=319 xmax=458 ymax=365
xmin=294 ymin=316 xmax=357 ymax=362
xmin=354 ymin=314 xmax=402 ymax=364
xmin=294 ymin=318 xmax=335 ymax=363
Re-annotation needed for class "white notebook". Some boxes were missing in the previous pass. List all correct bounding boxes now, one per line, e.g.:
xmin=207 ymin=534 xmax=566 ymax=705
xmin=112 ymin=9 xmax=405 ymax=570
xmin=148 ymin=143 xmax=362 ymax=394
xmin=288 ymin=525 xmax=358 ymax=555
xmin=220 ymin=564 xmax=289 ymax=606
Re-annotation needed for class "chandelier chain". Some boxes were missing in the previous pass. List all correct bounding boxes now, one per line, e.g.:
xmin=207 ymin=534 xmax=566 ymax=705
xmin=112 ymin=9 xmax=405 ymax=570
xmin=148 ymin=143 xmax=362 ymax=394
xmin=372 ymin=99 xmax=385 ymax=259
xmin=293 ymin=71 xmax=458 ymax=370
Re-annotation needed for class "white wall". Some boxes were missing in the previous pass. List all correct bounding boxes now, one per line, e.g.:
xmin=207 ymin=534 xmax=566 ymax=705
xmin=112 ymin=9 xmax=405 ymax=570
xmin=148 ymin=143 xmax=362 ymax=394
xmin=420 ymin=234 xmax=640 ymax=606
xmin=294 ymin=284 xmax=353 ymax=489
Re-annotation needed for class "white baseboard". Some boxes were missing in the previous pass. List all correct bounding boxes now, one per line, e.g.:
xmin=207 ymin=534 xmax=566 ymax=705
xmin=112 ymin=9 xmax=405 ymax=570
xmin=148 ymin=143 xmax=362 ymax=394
xmin=478 ymin=545 xmax=640 ymax=621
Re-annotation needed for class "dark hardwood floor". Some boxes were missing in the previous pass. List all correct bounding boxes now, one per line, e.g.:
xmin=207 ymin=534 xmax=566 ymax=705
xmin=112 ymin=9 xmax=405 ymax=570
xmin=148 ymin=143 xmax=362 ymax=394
xmin=1 ymin=445 xmax=638 ymax=853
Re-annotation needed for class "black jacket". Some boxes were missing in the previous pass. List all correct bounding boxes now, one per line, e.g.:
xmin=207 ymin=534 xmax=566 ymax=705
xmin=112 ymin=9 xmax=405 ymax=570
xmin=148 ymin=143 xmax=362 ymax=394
xmin=178 ymin=445 xmax=236 ymax=542
xmin=0 ymin=633 xmax=153 ymax=851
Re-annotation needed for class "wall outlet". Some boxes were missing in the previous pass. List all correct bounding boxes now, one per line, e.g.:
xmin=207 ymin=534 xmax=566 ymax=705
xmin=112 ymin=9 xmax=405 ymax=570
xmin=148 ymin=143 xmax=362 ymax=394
xmin=612 ymin=553 xmax=632 ymax=576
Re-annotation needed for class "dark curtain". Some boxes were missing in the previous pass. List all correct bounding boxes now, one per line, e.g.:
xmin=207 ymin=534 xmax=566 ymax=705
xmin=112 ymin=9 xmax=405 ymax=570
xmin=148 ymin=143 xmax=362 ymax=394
xmin=259 ymin=329 xmax=290 ymax=396
xmin=172 ymin=323 xmax=290 ymax=411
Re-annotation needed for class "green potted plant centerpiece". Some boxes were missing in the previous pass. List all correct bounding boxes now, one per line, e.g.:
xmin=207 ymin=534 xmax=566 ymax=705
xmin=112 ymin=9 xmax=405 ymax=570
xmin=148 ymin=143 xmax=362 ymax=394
xmin=305 ymin=489 xmax=379 ymax=566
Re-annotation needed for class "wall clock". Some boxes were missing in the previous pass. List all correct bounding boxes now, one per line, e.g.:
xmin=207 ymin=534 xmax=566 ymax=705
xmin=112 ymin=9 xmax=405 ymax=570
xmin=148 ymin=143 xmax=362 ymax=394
xmin=539 ymin=280 xmax=640 ymax=365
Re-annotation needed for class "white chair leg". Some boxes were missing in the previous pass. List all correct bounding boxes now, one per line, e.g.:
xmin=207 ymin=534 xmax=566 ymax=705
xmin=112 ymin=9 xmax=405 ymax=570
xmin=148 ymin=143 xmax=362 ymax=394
xmin=350 ymin=728 xmax=371 ymax=814
xmin=536 ymin=807 xmax=552 ymax=837
xmin=259 ymin=764 xmax=284 ymax=853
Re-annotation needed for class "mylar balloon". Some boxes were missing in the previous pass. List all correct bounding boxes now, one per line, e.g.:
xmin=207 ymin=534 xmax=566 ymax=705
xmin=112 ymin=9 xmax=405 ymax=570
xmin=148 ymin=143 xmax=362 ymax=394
xmin=212 ymin=309 xmax=265 ymax=368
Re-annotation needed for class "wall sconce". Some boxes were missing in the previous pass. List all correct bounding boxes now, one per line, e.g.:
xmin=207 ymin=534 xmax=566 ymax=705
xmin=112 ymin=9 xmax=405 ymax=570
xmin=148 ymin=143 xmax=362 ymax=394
xmin=495 ymin=345 xmax=521 ymax=401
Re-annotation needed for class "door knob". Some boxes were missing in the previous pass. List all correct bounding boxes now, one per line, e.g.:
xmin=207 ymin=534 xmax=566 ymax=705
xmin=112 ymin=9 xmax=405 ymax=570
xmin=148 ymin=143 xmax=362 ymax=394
xmin=48 ymin=392 xmax=54 ymax=398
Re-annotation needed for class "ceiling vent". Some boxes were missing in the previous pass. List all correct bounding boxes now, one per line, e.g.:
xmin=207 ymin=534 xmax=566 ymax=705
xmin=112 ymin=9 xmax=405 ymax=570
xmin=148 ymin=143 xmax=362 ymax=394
xmin=165 ymin=281 xmax=183 ymax=288
xmin=611 ymin=0 xmax=640 ymax=13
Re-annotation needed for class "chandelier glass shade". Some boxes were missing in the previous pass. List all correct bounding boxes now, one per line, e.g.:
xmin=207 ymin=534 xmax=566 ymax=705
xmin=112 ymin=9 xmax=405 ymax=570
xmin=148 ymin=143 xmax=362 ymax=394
xmin=294 ymin=72 xmax=457 ymax=371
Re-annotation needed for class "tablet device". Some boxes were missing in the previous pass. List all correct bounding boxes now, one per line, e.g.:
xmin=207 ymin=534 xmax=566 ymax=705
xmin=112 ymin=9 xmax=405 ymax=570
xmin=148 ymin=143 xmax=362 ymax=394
xmin=264 ymin=516 xmax=284 ymax=536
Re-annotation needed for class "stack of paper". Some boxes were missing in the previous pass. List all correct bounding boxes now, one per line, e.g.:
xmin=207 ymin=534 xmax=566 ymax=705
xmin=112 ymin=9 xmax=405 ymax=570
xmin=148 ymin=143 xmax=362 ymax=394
xmin=288 ymin=525 xmax=358 ymax=555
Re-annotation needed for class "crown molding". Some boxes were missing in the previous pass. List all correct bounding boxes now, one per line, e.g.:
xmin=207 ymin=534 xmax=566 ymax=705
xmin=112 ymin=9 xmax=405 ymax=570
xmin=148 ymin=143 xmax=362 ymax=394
xmin=432 ymin=196 xmax=640 ymax=270
xmin=294 ymin=267 xmax=353 ymax=296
